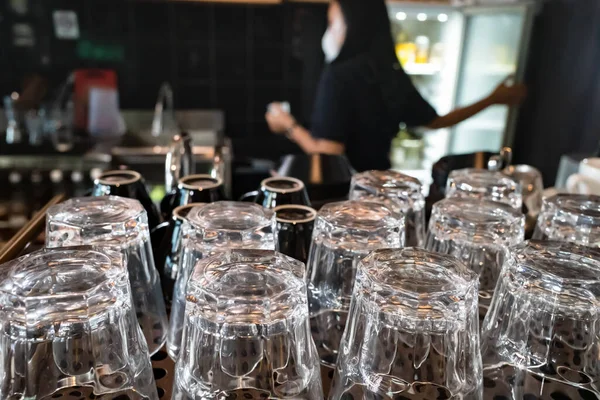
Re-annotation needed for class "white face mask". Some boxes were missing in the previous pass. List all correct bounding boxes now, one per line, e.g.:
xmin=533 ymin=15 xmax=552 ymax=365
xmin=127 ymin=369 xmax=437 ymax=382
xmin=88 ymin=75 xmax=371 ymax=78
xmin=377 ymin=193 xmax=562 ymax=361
xmin=322 ymin=29 xmax=341 ymax=63
xmin=322 ymin=18 xmax=346 ymax=63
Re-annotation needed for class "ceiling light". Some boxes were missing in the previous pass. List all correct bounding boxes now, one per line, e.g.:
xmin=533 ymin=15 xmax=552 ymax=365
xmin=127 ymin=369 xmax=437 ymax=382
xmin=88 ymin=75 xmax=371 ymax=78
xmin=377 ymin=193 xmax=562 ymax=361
xmin=438 ymin=13 xmax=448 ymax=22
xmin=396 ymin=12 xmax=407 ymax=21
xmin=417 ymin=13 xmax=427 ymax=22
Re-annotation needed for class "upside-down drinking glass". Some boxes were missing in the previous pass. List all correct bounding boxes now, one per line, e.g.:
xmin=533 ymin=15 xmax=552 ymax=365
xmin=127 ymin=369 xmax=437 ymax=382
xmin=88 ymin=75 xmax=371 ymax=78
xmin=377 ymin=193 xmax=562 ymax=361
xmin=350 ymin=170 xmax=425 ymax=246
xmin=154 ymin=203 xmax=205 ymax=304
xmin=254 ymin=176 xmax=312 ymax=209
xmin=481 ymin=241 xmax=600 ymax=399
xmin=426 ymin=198 xmax=525 ymax=323
xmin=533 ymin=194 xmax=600 ymax=247
xmin=161 ymin=174 xmax=225 ymax=219
xmin=306 ymin=200 xmax=404 ymax=374
xmin=0 ymin=247 xmax=158 ymax=399
xmin=446 ymin=168 xmax=523 ymax=210
xmin=167 ymin=201 xmax=275 ymax=360
xmin=329 ymin=248 xmax=482 ymax=400
xmin=274 ymin=204 xmax=317 ymax=264
xmin=92 ymin=169 xmax=162 ymax=231
xmin=46 ymin=196 xmax=168 ymax=356
xmin=171 ymin=250 xmax=323 ymax=399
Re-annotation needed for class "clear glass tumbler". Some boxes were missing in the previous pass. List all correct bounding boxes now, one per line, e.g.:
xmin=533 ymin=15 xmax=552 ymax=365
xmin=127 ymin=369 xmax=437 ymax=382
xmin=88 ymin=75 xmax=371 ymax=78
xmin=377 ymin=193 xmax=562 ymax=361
xmin=481 ymin=241 xmax=600 ymax=399
xmin=0 ymin=247 xmax=158 ymax=400
xmin=171 ymin=250 xmax=323 ymax=399
xmin=167 ymin=201 xmax=275 ymax=360
xmin=329 ymin=248 xmax=482 ymax=400
xmin=533 ymin=193 xmax=600 ymax=247
xmin=426 ymin=197 xmax=525 ymax=323
xmin=46 ymin=196 xmax=168 ymax=356
xmin=306 ymin=200 xmax=404 ymax=373
xmin=350 ymin=170 xmax=425 ymax=247
xmin=446 ymin=168 xmax=523 ymax=210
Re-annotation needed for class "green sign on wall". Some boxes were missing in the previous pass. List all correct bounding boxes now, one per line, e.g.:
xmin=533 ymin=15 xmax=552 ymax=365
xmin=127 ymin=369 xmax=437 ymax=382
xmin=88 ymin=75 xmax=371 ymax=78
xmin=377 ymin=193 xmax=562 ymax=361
xmin=77 ymin=39 xmax=124 ymax=62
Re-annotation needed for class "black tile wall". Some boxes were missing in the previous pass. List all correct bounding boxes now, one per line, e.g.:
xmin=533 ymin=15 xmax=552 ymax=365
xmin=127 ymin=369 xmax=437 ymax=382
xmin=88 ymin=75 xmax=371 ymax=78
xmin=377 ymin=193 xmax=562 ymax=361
xmin=173 ymin=3 xmax=212 ymax=42
xmin=1 ymin=0 xmax=328 ymax=138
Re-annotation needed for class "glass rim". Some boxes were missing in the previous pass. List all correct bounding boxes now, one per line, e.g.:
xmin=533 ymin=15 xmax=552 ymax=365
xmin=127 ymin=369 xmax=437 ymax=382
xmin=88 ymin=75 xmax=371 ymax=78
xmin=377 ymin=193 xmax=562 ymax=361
xmin=47 ymin=196 xmax=145 ymax=228
xmin=173 ymin=203 xmax=205 ymax=222
xmin=503 ymin=164 xmax=543 ymax=180
xmin=260 ymin=176 xmax=305 ymax=193
xmin=448 ymin=168 xmax=522 ymax=190
xmin=274 ymin=204 xmax=317 ymax=224
xmin=187 ymin=250 xmax=306 ymax=324
xmin=430 ymin=197 xmax=524 ymax=240
xmin=359 ymin=247 xmax=479 ymax=299
xmin=542 ymin=193 xmax=600 ymax=222
xmin=503 ymin=164 xmax=543 ymax=196
xmin=496 ymin=240 xmax=600 ymax=315
xmin=318 ymin=200 xmax=403 ymax=232
xmin=178 ymin=174 xmax=223 ymax=191
xmin=95 ymin=169 xmax=141 ymax=186
xmin=509 ymin=240 xmax=600 ymax=285
xmin=185 ymin=201 xmax=274 ymax=231
xmin=0 ymin=247 xmax=125 ymax=300
xmin=352 ymin=169 xmax=422 ymax=193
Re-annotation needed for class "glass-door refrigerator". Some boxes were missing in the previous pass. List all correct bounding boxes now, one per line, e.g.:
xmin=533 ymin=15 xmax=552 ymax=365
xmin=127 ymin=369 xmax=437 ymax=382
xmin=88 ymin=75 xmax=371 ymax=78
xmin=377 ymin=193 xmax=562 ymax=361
xmin=386 ymin=1 xmax=536 ymax=189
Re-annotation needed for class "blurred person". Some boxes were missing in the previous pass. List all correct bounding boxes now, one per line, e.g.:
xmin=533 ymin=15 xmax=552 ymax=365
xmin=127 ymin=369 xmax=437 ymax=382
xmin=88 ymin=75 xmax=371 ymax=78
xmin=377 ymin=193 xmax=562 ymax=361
xmin=266 ymin=0 xmax=526 ymax=172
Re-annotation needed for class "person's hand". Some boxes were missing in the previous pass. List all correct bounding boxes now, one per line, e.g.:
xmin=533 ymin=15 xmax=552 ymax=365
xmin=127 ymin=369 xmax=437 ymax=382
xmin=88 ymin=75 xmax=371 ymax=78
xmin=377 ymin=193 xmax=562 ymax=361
xmin=265 ymin=103 xmax=296 ymax=134
xmin=489 ymin=80 xmax=527 ymax=106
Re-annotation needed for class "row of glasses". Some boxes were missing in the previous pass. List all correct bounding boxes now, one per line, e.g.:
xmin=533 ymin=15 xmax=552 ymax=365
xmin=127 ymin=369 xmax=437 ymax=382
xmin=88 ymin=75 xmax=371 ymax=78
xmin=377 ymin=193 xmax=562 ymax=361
xmin=481 ymin=241 xmax=600 ymax=399
xmin=165 ymin=175 xmax=318 ymax=397
xmin=306 ymin=200 xmax=405 ymax=381
xmin=0 ymin=168 xmax=178 ymax=398
xmin=167 ymin=170 xmax=600 ymax=398
xmin=167 ymin=202 xmax=276 ymax=360
xmin=0 ymin=170 xmax=318 ymax=398
xmin=46 ymin=196 xmax=169 ymax=356
xmin=172 ymin=250 xmax=323 ymax=399
xmin=325 ymin=240 xmax=600 ymax=400
xmin=439 ymin=168 xmax=600 ymax=398
xmin=7 ymin=240 xmax=596 ymax=398
xmin=426 ymin=198 xmax=525 ymax=322
xmin=8 ymin=165 xmax=598 ymax=398
xmin=330 ymin=248 xmax=482 ymax=399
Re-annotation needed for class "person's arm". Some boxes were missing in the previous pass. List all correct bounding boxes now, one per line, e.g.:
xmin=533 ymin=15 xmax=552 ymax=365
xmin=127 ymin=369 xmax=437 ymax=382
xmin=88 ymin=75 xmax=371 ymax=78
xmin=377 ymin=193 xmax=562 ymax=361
xmin=426 ymin=96 xmax=494 ymax=129
xmin=286 ymin=123 xmax=345 ymax=154
xmin=266 ymin=69 xmax=350 ymax=155
xmin=265 ymin=106 xmax=345 ymax=154
xmin=426 ymin=81 xmax=527 ymax=130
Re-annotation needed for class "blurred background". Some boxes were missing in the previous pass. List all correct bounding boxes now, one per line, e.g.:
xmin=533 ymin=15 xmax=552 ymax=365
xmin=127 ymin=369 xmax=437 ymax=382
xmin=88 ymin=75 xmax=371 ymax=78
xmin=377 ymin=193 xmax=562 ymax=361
xmin=0 ymin=0 xmax=599 ymax=244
